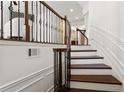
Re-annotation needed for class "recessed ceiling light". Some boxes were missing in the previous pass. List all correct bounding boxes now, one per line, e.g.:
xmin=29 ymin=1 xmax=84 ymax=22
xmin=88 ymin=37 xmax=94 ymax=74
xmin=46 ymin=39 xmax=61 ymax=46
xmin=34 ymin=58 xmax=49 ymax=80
xmin=70 ymin=9 xmax=74 ymax=12
xmin=75 ymin=17 xmax=79 ymax=20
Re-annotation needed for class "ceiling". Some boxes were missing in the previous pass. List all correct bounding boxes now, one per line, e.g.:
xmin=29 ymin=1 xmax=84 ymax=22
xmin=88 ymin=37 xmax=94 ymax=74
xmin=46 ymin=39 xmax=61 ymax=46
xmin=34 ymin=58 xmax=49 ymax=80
xmin=46 ymin=1 xmax=87 ymax=26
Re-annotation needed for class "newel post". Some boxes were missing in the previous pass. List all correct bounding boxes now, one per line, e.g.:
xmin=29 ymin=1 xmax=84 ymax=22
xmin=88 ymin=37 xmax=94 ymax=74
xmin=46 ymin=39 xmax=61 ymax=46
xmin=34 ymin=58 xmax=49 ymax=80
xmin=24 ymin=1 xmax=30 ymax=41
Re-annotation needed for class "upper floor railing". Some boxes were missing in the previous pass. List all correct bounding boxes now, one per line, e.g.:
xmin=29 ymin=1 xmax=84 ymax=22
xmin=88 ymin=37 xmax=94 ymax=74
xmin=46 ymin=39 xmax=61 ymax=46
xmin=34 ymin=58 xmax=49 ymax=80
xmin=0 ymin=1 xmax=69 ymax=44
xmin=71 ymin=28 xmax=88 ymax=45
xmin=0 ymin=1 xmax=73 ymax=91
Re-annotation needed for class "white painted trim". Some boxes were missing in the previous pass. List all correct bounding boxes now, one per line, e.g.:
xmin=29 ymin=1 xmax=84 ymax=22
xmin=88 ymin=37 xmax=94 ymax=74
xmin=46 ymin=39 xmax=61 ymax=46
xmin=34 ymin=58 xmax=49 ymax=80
xmin=0 ymin=65 xmax=53 ymax=91
xmin=89 ymin=25 xmax=124 ymax=84
xmin=17 ymin=71 xmax=54 ymax=92
xmin=91 ymin=24 xmax=124 ymax=45
xmin=0 ymin=40 xmax=66 ymax=47
xmin=46 ymin=71 xmax=54 ymax=77
xmin=47 ymin=85 xmax=54 ymax=92
xmin=92 ymin=39 xmax=124 ymax=82
xmin=16 ymin=77 xmax=45 ymax=92
xmin=91 ymin=26 xmax=124 ymax=69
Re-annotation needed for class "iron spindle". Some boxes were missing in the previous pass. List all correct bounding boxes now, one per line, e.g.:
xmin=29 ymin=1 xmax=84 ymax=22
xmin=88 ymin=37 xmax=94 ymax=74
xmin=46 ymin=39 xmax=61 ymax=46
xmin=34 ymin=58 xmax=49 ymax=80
xmin=36 ymin=1 xmax=38 ymax=42
xmin=46 ymin=8 xmax=48 ymax=43
xmin=55 ymin=15 xmax=57 ymax=43
xmin=42 ymin=5 xmax=45 ymax=43
xmin=9 ymin=1 xmax=13 ymax=39
xmin=44 ymin=6 xmax=46 ymax=43
xmin=56 ymin=17 xmax=58 ymax=43
xmin=1 ymin=1 xmax=3 ymax=39
xmin=31 ymin=1 xmax=34 ymax=41
xmin=18 ymin=1 xmax=20 ymax=40
xmin=48 ymin=9 xmax=50 ymax=43
xmin=49 ymin=10 xmax=50 ymax=43
xmin=51 ymin=12 xmax=53 ymax=43
xmin=40 ymin=3 xmax=41 ymax=42
xmin=53 ymin=13 xmax=55 ymax=44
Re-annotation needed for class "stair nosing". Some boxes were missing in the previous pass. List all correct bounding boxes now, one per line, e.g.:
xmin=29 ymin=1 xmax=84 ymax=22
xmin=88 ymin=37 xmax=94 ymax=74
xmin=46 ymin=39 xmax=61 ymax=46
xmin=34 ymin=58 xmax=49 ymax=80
xmin=71 ymin=56 xmax=104 ymax=59
xmin=71 ymin=50 xmax=97 ymax=52
xmin=70 ymin=64 xmax=112 ymax=69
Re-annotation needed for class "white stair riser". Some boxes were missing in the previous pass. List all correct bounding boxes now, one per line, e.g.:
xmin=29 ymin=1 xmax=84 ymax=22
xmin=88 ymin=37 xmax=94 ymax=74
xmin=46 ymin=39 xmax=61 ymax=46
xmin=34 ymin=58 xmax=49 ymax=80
xmin=71 ymin=46 xmax=94 ymax=50
xmin=71 ymin=81 xmax=122 ymax=91
xmin=71 ymin=69 xmax=112 ymax=75
xmin=71 ymin=59 xmax=103 ymax=64
xmin=71 ymin=52 xmax=97 ymax=56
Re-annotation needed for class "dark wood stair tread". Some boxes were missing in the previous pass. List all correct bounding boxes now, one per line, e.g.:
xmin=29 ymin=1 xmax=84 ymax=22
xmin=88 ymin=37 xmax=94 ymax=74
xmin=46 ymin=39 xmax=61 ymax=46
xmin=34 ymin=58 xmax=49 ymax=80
xmin=70 ymin=75 xmax=122 ymax=85
xmin=71 ymin=50 xmax=97 ymax=52
xmin=59 ymin=87 xmax=111 ymax=92
xmin=71 ymin=63 xmax=112 ymax=69
xmin=71 ymin=44 xmax=91 ymax=46
xmin=69 ymin=88 xmax=109 ymax=92
xmin=71 ymin=55 xmax=104 ymax=59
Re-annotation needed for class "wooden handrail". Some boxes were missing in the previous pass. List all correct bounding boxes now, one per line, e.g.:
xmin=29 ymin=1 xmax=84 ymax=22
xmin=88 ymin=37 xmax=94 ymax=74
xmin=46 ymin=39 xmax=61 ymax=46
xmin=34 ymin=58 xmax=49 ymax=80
xmin=53 ymin=48 xmax=67 ymax=52
xmin=40 ymin=1 xmax=65 ymax=20
xmin=76 ymin=28 xmax=88 ymax=45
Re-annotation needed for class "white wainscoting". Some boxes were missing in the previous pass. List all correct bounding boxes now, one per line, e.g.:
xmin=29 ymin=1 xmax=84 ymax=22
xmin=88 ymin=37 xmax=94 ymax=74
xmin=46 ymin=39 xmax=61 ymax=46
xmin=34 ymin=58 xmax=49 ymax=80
xmin=89 ymin=25 xmax=124 ymax=85
xmin=0 ymin=66 xmax=54 ymax=92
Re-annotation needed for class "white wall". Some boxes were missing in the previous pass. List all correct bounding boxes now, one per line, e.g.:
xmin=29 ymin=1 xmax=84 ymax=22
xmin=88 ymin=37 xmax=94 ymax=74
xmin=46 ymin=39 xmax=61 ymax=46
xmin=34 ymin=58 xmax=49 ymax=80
xmin=0 ymin=40 xmax=66 ymax=92
xmin=88 ymin=1 xmax=124 ymax=91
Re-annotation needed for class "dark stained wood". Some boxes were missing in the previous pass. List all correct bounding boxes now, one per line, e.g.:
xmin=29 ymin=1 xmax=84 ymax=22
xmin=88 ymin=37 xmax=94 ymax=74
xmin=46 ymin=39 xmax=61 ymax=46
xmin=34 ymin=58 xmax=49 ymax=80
xmin=25 ymin=1 xmax=30 ymax=42
xmin=53 ymin=48 xmax=67 ymax=52
xmin=11 ymin=36 xmax=23 ymax=40
xmin=71 ymin=50 xmax=97 ymax=52
xmin=71 ymin=55 xmax=104 ymax=59
xmin=71 ymin=44 xmax=91 ymax=46
xmin=71 ymin=63 xmax=112 ymax=69
xmin=64 ymin=16 xmax=67 ymax=44
xmin=70 ymin=75 xmax=122 ymax=85
xmin=0 ymin=39 xmax=67 ymax=45
xmin=71 ymin=40 xmax=76 ymax=45
xmin=69 ymin=88 xmax=109 ymax=92
xmin=59 ymin=52 xmax=62 ymax=88
xmin=59 ymin=87 xmax=110 ymax=92
xmin=40 ymin=1 xmax=64 ymax=20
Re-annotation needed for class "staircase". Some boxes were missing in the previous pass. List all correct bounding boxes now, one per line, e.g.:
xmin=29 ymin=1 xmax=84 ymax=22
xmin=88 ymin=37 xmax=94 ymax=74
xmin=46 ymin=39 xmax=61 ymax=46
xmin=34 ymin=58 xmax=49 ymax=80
xmin=68 ymin=45 xmax=122 ymax=92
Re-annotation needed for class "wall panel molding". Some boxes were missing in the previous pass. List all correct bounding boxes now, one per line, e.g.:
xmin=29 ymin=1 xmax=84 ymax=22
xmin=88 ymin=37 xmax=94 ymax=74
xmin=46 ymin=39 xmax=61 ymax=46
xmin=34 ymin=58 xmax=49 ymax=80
xmin=90 ymin=24 xmax=124 ymax=46
xmin=90 ymin=25 xmax=124 ymax=83
xmin=0 ymin=65 xmax=53 ymax=92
